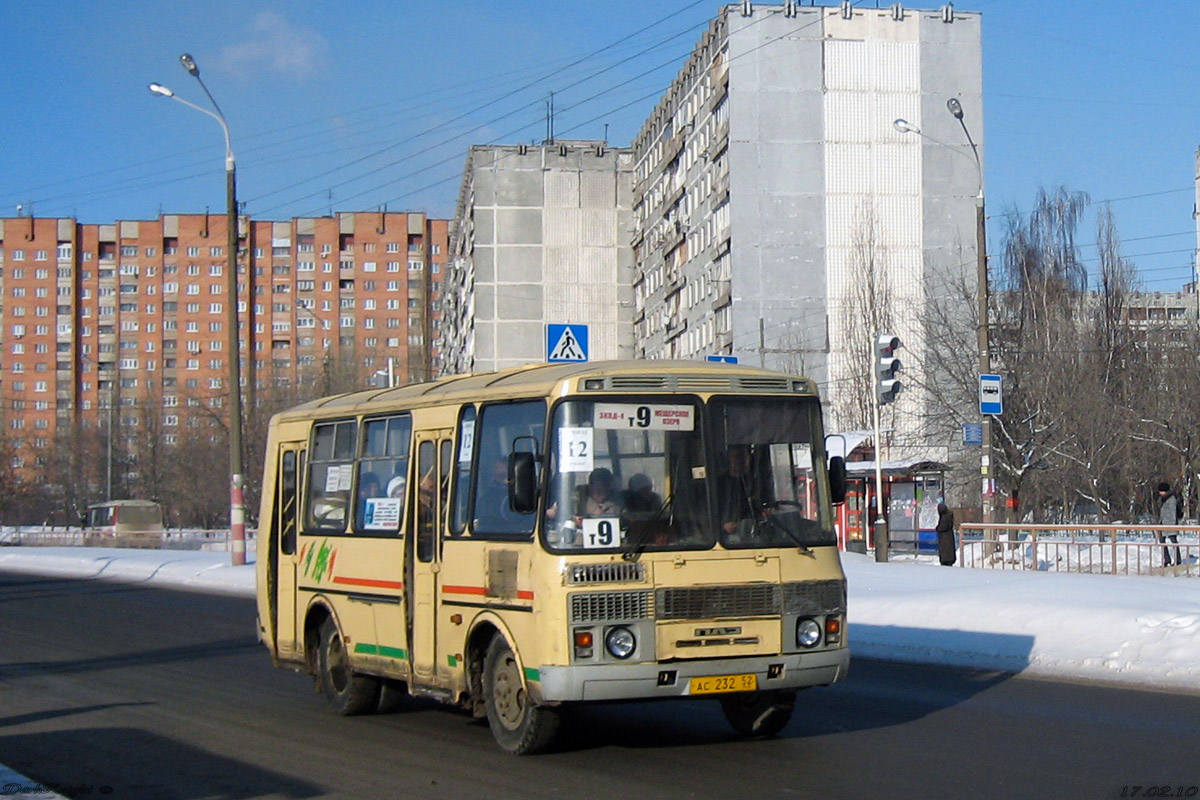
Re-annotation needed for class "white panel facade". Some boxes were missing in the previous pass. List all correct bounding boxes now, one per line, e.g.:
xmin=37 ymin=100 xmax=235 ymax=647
xmin=632 ymin=3 xmax=981 ymax=461
xmin=444 ymin=143 xmax=635 ymax=374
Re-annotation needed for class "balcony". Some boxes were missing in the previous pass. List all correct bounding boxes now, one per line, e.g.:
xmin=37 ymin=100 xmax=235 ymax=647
xmin=714 ymin=172 xmax=730 ymax=204
xmin=660 ymin=221 xmax=686 ymax=253
xmin=712 ymin=284 xmax=732 ymax=311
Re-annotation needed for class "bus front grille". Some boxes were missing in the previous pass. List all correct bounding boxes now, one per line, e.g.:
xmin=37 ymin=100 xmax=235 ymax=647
xmin=570 ymin=590 xmax=653 ymax=622
xmin=656 ymin=584 xmax=780 ymax=620
xmin=782 ymin=579 xmax=846 ymax=615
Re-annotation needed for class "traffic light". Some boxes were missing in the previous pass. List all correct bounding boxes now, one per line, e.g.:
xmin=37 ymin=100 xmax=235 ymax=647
xmin=875 ymin=334 xmax=902 ymax=406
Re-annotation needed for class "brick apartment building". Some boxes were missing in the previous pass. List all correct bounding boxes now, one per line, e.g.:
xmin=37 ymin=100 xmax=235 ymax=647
xmin=0 ymin=211 xmax=447 ymax=483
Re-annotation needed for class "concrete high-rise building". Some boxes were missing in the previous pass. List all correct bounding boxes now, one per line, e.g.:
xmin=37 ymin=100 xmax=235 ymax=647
xmin=631 ymin=2 xmax=982 ymax=457
xmin=442 ymin=142 xmax=636 ymax=374
xmin=0 ymin=212 xmax=446 ymax=479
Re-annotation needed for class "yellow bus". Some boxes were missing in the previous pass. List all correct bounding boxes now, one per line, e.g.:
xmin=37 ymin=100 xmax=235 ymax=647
xmin=256 ymin=360 xmax=850 ymax=754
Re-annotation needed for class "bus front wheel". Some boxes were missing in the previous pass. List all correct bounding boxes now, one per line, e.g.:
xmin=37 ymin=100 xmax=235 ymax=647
xmin=719 ymin=689 xmax=796 ymax=737
xmin=317 ymin=618 xmax=378 ymax=716
xmin=482 ymin=636 xmax=560 ymax=755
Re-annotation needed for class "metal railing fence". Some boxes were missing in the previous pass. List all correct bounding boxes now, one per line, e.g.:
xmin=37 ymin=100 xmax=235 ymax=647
xmin=957 ymin=523 xmax=1199 ymax=577
xmin=1 ymin=527 xmax=255 ymax=552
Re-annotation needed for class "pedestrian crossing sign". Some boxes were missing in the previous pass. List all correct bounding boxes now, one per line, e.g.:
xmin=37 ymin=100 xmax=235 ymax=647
xmin=547 ymin=324 xmax=588 ymax=363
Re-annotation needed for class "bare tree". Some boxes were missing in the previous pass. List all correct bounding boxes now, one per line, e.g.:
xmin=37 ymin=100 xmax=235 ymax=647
xmin=833 ymin=204 xmax=895 ymax=436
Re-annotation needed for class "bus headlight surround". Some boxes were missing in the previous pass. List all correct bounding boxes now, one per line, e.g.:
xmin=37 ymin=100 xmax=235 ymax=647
xmin=605 ymin=626 xmax=636 ymax=659
xmin=796 ymin=617 xmax=822 ymax=648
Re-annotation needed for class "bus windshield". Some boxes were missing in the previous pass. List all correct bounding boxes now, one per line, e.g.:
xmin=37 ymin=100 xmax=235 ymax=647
xmin=543 ymin=398 xmax=710 ymax=553
xmin=542 ymin=395 xmax=835 ymax=554
xmin=708 ymin=396 xmax=835 ymax=549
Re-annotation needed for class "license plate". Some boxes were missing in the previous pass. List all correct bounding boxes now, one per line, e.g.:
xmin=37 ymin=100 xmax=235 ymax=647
xmin=689 ymin=673 xmax=757 ymax=695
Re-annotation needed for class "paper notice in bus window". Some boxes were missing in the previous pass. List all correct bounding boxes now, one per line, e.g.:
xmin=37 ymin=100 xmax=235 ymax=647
xmin=458 ymin=420 xmax=475 ymax=464
xmin=559 ymin=427 xmax=594 ymax=473
xmin=340 ymin=464 xmax=356 ymax=491
xmin=324 ymin=467 xmax=342 ymax=494
xmin=363 ymin=497 xmax=402 ymax=531
xmin=594 ymin=403 xmax=695 ymax=431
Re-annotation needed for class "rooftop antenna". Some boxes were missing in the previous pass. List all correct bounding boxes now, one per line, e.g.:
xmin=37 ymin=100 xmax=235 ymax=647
xmin=603 ymin=122 xmax=609 ymax=144
xmin=546 ymin=91 xmax=555 ymax=145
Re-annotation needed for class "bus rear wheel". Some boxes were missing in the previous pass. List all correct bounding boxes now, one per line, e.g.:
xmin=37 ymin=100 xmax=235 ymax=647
xmin=317 ymin=618 xmax=378 ymax=716
xmin=719 ymin=689 xmax=796 ymax=738
xmin=482 ymin=636 xmax=560 ymax=755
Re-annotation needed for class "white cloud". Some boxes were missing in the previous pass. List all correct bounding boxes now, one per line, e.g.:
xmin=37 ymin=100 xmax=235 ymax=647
xmin=216 ymin=11 xmax=328 ymax=81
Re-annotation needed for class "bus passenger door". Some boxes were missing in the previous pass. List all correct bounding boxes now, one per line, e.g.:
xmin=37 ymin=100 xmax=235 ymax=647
xmin=271 ymin=444 xmax=305 ymax=658
xmin=410 ymin=431 xmax=452 ymax=685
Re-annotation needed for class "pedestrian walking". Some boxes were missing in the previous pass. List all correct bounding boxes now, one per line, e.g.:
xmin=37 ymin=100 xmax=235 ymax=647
xmin=1156 ymin=482 xmax=1183 ymax=567
xmin=936 ymin=502 xmax=956 ymax=566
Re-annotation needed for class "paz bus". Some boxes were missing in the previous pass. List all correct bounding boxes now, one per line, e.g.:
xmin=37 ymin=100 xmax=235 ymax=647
xmin=255 ymin=360 xmax=850 ymax=754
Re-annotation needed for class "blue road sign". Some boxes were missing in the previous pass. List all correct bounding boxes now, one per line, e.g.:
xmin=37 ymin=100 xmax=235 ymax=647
xmin=979 ymin=373 xmax=1003 ymax=415
xmin=963 ymin=422 xmax=983 ymax=446
xmin=706 ymin=355 xmax=738 ymax=364
xmin=547 ymin=324 xmax=588 ymax=363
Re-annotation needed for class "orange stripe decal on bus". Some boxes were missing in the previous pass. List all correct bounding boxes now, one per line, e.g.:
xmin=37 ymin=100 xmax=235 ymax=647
xmin=442 ymin=585 xmax=534 ymax=601
xmin=332 ymin=576 xmax=405 ymax=590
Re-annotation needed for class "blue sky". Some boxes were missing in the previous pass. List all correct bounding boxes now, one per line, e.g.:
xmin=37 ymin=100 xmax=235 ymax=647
xmin=2 ymin=1 xmax=1198 ymax=290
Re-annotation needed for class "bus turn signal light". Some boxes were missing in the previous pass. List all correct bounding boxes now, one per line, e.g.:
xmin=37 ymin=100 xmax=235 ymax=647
xmin=825 ymin=616 xmax=842 ymax=644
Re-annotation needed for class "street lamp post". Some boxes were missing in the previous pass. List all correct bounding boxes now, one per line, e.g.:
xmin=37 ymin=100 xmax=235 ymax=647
xmin=149 ymin=55 xmax=246 ymax=566
xmin=894 ymin=99 xmax=993 ymax=530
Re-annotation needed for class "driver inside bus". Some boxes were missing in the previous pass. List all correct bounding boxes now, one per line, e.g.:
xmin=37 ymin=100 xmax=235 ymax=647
xmin=716 ymin=445 xmax=761 ymax=535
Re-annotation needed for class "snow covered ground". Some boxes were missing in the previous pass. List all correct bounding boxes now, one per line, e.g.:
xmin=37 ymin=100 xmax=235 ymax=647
xmin=1 ymin=546 xmax=1197 ymax=694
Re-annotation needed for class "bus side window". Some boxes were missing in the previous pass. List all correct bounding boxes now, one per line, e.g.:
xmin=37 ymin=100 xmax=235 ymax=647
xmin=306 ymin=419 xmax=357 ymax=534
xmin=280 ymin=450 xmax=298 ymax=555
xmin=357 ymin=415 xmax=411 ymax=534
xmin=470 ymin=400 xmax=545 ymax=538
xmin=450 ymin=406 xmax=476 ymax=537
xmin=415 ymin=441 xmax=436 ymax=562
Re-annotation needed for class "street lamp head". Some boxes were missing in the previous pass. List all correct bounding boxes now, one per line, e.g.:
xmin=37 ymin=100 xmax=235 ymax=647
xmin=148 ymin=83 xmax=174 ymax=98
xmin=946 ymin=97 xmax=964 ymax=120
xmin=180 ymin=53 xmax=199 ymax=76
xmin=893 ymin=119 xmax=920 ymax=135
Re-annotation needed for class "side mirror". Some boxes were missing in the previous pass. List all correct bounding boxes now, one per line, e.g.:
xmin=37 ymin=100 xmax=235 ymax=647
xmin=828 ymin=456 xmax=847 ymax=505
xmin=508 ymin=452 xmax=537 ymax=514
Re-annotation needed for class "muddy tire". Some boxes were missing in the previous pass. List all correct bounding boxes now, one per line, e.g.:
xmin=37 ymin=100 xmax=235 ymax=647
xmin=719 ymin=689 xmax=796 ymax=738
xmin=375 ymin=678 xmax=407 ymax=714
xmin=482 ymin=636 xmax=560 ymax=755
xmin=317 ymin=618 xmax=378 ymax=716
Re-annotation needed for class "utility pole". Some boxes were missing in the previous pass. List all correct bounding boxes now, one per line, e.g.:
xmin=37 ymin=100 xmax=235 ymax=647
xmin=150 ymin=54 xmax=247 ymax=566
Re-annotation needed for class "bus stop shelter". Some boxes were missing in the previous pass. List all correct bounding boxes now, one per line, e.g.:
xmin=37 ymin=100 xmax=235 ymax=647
xmin=838 ymin=458 xmax=950 ymax=553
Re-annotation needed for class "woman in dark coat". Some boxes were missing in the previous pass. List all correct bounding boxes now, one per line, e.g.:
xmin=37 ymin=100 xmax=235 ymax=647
xmin=935 ymin=502 xmax=956 ymax=566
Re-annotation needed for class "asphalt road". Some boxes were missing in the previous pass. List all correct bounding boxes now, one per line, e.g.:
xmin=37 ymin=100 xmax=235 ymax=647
xmin=1 ymin=571 xmax=1198 ymax=800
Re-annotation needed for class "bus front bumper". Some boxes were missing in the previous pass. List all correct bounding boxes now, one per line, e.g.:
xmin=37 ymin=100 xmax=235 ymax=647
xmin=533 ymin=647 xmax=850 ymax=703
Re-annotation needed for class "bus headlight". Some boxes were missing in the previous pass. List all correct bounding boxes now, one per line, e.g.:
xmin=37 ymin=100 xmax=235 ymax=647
xmin=605 ymin=626 xmax=636 ymax=659
xmin=796 ymin=617 xmax=822 ymax=648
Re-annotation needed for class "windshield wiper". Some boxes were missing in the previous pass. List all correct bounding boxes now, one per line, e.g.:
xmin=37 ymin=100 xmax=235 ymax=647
xmin=758 ymin=504 xmax=816 ymax=557
xmin=621 ymin=493 xmax=674 ymax=562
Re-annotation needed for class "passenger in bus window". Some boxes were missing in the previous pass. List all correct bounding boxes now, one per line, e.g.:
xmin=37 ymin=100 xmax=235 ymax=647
xmin=582 ymin=467 xmax=623 ymax=517
xmin=416 ymin=471 xmax=436 ymax=560
xmin=478 ymin=456 xmax=516 ymax=520
xmin=625 ymin=473 xmax=661 ymax=514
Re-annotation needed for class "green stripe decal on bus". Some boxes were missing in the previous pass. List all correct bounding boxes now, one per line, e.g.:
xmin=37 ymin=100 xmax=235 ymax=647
xmin=523 ymin=667 xmax=540 ymax=682
xmin=447 ymin=655 xmax=458 ymax=667
xmin=354 ymin=643 xmax=408 ymax=660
